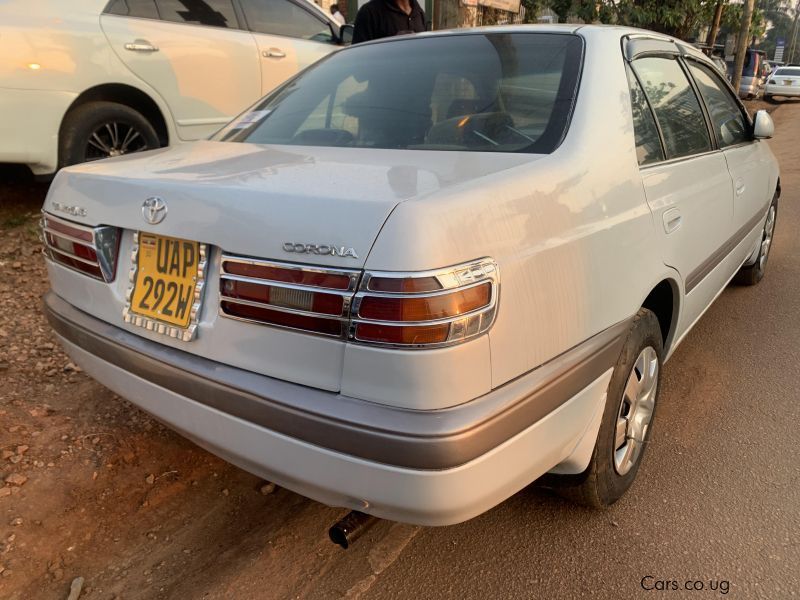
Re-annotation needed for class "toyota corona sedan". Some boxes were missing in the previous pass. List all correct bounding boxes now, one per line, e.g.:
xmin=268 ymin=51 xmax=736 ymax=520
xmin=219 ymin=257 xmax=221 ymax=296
xmin=42 ymin=25 xmax=780 ymax=528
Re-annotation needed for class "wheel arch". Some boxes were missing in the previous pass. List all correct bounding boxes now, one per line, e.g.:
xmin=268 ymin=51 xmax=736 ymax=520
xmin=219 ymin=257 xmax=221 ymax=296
xmin=640 ymin=277 xmax=680 ymax=356
xmin=60 ymin=83 xmax=170 ymax=151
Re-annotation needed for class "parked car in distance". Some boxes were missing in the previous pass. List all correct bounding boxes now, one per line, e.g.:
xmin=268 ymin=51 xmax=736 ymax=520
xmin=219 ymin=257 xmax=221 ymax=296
xmin=765 ymin=66 xmax=800 ymax=101
xmin=42 ymin=25 xmax=780 ymax=527
xmin=0 ymin=0 xmax=349 ymax=176
xmin=730 ymin=48 xmax=766 ymax=99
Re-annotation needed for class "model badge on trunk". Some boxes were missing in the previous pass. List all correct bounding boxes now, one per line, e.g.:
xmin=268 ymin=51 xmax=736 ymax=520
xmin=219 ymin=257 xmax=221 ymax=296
xmin=142 ymin=197 xmax=167 ymax=225
xmin=283 ymin=243 xmax=359 ymax=259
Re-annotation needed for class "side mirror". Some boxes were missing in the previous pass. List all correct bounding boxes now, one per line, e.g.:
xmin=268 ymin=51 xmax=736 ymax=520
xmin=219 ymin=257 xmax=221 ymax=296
xmin=753 ymin=110 xmax=774 ymax=139
xmin=338 ymin=23 xmax=354 ymax=45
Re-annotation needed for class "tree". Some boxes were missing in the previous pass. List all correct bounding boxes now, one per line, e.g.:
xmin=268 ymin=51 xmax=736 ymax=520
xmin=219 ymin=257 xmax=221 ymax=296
xmin=706 ymin=1 xmax=725 ymax=48
xmin=731 ymin=0 xmax=756 ymax=93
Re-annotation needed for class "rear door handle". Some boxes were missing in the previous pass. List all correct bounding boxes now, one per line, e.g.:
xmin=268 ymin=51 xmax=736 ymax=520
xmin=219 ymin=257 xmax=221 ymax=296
xmin=663 ymin=208 xmax=682 ymax=234
xmin=124 ymin=40 xmax=159 ymax=52
xmin=735 ymin=178 xmax=746 ymax=196
xmin=262 ymin=48 xmax=286 ymax=58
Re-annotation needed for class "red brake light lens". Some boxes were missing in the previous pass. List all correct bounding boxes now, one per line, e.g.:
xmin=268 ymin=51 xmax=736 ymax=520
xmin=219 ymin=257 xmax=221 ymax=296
xmin=220 ymin=301 xmax=343 ymax=336
xmin=42 ymin=214 xmax=119 ymax=282
xmin=222 ymin=260 xmax=352 ymax=290
xmin=46 ymin=218 xmax=94 ymax=243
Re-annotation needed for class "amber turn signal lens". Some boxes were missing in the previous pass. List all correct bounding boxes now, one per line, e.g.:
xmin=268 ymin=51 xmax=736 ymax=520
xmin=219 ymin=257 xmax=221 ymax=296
xmin=359 ymin=282 xmax=491 ymax=322
xmin=355 ymin=323 xmax=450 ymax=344
xmin=367 ymin=276 xmax=442 ymax=293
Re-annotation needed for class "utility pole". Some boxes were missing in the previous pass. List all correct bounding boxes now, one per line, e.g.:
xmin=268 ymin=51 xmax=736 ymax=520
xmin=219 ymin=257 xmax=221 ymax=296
xmin=731 ymin=0 xmax=756 ymax=93
xmin=706 ymin=0 xmax=725 ymax=50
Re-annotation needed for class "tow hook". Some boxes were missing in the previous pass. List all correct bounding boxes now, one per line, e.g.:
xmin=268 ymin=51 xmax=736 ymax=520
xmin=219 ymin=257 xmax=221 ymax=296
xmin=328 ymin=511 xmax=378 ymax=549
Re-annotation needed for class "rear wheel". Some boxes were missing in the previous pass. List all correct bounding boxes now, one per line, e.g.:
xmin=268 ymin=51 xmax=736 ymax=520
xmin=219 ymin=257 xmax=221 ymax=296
xmin=59 ymin=101 xmax=159 ymax=168
xmin=546 ymin=308 xmax=663 ymax=507
xmin=735 ymin=196 xmax=777 ymax=286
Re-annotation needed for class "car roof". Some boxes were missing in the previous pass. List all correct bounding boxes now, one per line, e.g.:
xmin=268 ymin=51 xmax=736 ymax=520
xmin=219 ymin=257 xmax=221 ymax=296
xmin=357 ymin=23 xmax=696 ymax=51
xmin=347 ymin=24 xmax=718 ymax=72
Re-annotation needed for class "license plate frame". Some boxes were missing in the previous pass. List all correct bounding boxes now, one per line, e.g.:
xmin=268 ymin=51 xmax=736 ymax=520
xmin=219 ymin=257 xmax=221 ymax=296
xmin=123 ymin=231 xmax=208 ymax=342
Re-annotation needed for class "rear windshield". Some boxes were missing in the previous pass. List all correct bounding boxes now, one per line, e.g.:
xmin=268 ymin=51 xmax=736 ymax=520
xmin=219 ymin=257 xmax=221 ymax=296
xmin=774 ymin=67 xmax=800 ymax=77
xmin=213 ymin=33 xmax=584 ymax=154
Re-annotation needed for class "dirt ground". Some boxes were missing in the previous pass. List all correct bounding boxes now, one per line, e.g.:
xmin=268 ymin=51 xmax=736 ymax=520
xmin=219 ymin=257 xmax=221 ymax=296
xmin=0 ymin=98 xmax=796 ymax=600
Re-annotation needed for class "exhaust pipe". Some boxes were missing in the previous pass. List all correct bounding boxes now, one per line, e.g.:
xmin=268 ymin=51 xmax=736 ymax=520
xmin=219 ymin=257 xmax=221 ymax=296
xmin=329 ymin=511 xmax=378 ymax=549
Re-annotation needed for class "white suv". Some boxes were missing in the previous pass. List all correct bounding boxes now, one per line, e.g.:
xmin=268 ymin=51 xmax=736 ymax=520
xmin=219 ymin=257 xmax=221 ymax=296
xmin=0 ymin=0 xmax=347 ymax=176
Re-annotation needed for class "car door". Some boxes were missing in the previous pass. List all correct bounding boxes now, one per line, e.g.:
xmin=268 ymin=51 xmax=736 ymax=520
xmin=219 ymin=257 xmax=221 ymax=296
xmin=627 ymin=56 xmax=734 ymax=328
xmin=238 ymin=0 xmax=339 ymax=96
xmin=101 ymin=0 xmax=262 ymax=141
xmin=686 ymin=61 xmax=772 ymax=234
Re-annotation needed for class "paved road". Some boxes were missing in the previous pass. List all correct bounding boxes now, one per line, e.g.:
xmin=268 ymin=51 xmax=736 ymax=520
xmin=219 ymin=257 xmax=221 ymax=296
xmin=3 ymin=104 xmax=798 ymax=600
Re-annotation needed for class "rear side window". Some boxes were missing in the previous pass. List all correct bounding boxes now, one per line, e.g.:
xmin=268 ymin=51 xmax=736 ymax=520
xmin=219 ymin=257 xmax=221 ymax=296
xmin=155 ymin=0 xmax=237 ymax=28
xmin=633 ymin=57 xmax=712 ymax=160
xmin=105 ymin=0 xmax=159 ymax=18
xmin=626 ymin=65 xmax=663 ymax=165
xmin=687 ymin=62 xmax=750 ymax=148
xmin=240 ymin=0 xmax=332 ymax=41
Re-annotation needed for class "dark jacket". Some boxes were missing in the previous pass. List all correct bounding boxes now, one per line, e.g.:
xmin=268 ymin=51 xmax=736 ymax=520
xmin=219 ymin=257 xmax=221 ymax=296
xmin=352 ymin=0 xmax=426 ymax=44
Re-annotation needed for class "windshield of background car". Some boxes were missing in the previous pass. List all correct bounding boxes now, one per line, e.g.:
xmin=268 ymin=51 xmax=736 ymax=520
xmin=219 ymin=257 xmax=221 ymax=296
xmin=774 ymin=67 xmax=800 ymax=77
xmin=213 ymin=33 xmax=584 ymax=154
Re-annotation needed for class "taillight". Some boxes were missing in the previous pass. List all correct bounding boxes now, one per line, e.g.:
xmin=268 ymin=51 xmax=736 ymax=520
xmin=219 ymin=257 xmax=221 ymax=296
xmin=353 ymin=259 xmax=498 ymax=347
xmin=218 ymin=254 xmax=498 ymax=347
xmin=219 ymin=256 xmax=359 ymax=337
xmin=41 ymin=213 xmax=120 ymax=282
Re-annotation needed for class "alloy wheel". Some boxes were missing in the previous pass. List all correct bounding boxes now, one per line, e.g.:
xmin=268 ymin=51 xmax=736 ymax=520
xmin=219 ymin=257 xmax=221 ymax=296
xmin=613 ymin=346 xmax=658 ymax=476
xmin=84 ymin=121 xmax=149 ymax=162
xmin=759 ymin=204 xmax=776 ymax=271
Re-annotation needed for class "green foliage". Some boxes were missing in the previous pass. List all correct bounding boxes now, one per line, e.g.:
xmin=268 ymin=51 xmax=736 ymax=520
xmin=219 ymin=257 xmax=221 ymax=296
xmin=523 ymin=0 xmax=795 ymax=58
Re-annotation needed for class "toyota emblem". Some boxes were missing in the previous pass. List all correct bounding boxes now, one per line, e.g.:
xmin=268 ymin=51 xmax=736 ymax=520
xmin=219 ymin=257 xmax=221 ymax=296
xmin=142 ymin=197 xmax=167 ymax=225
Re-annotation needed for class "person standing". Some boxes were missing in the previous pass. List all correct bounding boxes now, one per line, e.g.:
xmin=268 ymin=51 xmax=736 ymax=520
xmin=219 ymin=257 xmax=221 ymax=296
xmin=330 ymin=4 xmax=346 ymax=25
xmin=352 ymin=0 xmax=426 ymax=44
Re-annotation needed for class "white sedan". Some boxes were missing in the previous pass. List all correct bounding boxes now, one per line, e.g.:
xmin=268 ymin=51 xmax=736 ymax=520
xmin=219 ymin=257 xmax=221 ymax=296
xmin=0 ymin=0 xmax=347 ymax=176
xmin=41 ymin=25 xmax=780 ymax=531
xmin=765 ymin=66 xmax=800 ymax=101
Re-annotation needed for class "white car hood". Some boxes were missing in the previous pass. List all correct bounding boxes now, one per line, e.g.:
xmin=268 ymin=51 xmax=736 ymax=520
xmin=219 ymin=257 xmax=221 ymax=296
xmin=45 ymin=141 xmax=538 ymax=267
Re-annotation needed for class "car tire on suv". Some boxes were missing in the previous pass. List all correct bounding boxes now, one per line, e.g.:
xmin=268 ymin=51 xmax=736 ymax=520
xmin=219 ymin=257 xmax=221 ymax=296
xmin=59 ymin=101 xmax=160 ymax=168
xmin=543 ymin=308 xmax=663 ymax=507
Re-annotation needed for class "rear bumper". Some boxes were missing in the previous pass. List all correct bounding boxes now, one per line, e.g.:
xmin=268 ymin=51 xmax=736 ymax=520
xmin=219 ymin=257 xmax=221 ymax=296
xmin=737 ymin=77 xmax=761 ymax=98
xmin=45 ymin=291 xmax=623 ymax=525
xmin=0 ymin=87 xmax=77 ymax=175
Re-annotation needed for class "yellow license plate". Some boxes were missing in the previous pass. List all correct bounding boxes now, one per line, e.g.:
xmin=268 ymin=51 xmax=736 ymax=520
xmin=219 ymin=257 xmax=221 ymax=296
xmin=130 ymin=233 xmax=200 ymax=328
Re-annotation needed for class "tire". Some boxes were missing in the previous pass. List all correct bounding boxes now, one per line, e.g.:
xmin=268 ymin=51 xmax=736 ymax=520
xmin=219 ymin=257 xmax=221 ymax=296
xmin=734 ymin=195 xmax=778 ymax=286
xmin=544 ymin=308 xmax=663 ymax=507
xmin=59 ymin=101 xmax=159 ymax=168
